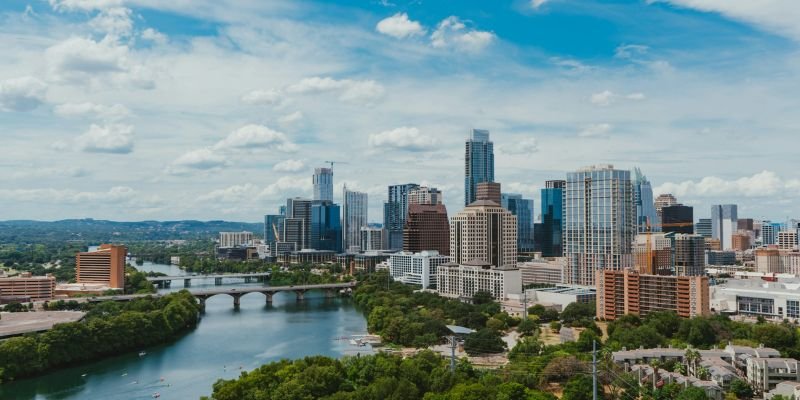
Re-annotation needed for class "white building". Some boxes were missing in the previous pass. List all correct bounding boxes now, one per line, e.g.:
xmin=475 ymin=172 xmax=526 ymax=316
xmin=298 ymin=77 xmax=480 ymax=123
xmin=219 ymin=231 xmax=253 ymax=248
xmin=360 ymin=227 xmax=386 ymax=251
xmin=710 ymin=278 xmax=800 ymax=321
xmin=519 ymin=259 xmax=564 ymax=285
xmin=711 ymin=204 xmax=738 ymax=250
xmin=436 ymin=260 xmax=522 ymax=301
xmin=408 ymin=186 xmax=443 ymax=205
xmin=342 ymin=186 xmax=368 ymax=252
xmin=388 ymin=251 xmax=450 ymax=289
xmin=747 ymin=358 xmax=800 ymax=393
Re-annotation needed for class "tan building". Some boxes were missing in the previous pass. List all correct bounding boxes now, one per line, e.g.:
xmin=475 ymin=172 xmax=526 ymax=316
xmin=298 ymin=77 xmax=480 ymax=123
xmin=519 ymin=259 xmax=564 ymax=286
xmin=634 ymin=233 xmax=673 ymax=275
xmin=732 ymin=233 xmax=752 ymax=251
xmin=76 ymin=244 xmax=126 ymax=289
xmin=705 ymin=238 xmax=722 ymax=251
xmin=596 ymin=269 xmax=710 ymax=321
xmin=778 ymin=231 xmax=798 ymax=251
xmin=756 ymin=248 xmax=783 ymax=274
xmin=475 ymin=182 xmax=501 ymax=205
xmin=0 ymin=272 xmax=56 ymax=301
xmin=654 ymin=193 xmax=678 ymax=218
xmin=450 ymin=200 xmax=517 ymax=268
xmin=408 ymin=186 xmax=443 ymax=205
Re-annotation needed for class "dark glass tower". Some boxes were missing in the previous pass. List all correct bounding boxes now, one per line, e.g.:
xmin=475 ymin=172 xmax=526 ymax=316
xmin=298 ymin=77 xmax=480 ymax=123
xmin=384 ymin=183 xmax=419 ymax=249
xmin=464 ymin=129 xmax=494 ymax=206
xmin=661 ymin=205 xmax=694 ymax=234
xmin=540 ymin=180 xmax=565 ymax=257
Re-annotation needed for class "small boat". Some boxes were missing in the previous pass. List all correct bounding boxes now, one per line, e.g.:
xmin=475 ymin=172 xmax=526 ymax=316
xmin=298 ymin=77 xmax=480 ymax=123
xmin=139 ymin=351 xmax=147 ymax=357
xmin=152 ymin=393 xmax=160 ymax=398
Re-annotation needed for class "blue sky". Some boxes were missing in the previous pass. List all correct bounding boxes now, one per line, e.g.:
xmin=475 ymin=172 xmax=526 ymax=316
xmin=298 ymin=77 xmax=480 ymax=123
xmin=0 ymin=0 xmax=799 ymax=222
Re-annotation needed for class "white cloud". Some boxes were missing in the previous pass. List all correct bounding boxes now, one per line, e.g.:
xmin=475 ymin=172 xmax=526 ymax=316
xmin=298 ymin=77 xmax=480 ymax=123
xmin=259 ymin=176 xmax=312 ymax=198
xmin=530 ymin=0 xmax=548 ymax=9
xmin=45 ymin=36 xmax=154 ymax=88
xmin=54 ymin=102 xmax=131 ymax=121
xmin=626 ymin=92 xmax=646 ymax=100
xmin=615 ymin=44 xmax=649 ymax=59
xmin=278 ymin=111 xmax=303 ymax=124
xmin=500 ymin=137 xmax=539 ymax=155
xmin=578 ymin=123 xmax=612 ymax=138
xmin=0 ymin=77 xmax=47 ymax=112
xmin=376 ymin=13 xmax=426 ymax=39
xmin=0 ymin=185 xmax=163 ymax=208
xmin=431 ymin=16 xmax=495 ymax=52
xmin=550 ymin=57 xmax=594 ymax=73
xmin=75 ymin=123 xmax=135 ymax=154
xmin=140 ymin=28 xmax=167 ymax=45
xmin=241 ymin=89 xmax=283 ymax=106
xmin=213 ymin=124 xmax=298 ymax=152
xmin=368 ymin=126 xmax=437 ymax=151
xmin=170 ymin=148 xmax=228 ymax=172
xmin=272 ymin=159 xmax=305 ymax=172
xmin=287 ymin=77 xmax=385 ymax=104
xmin=589 ymin=90 xmax=646 ymax=106
xmin=49 ymin=0 xmax=123 ymax=12
xmin=88 ymin=7 xmax=133 ymax=37
xmin=198 ymin=183 xmax=260 ymax=203
xmin=655 ymin=171 xmax=800 ymax=198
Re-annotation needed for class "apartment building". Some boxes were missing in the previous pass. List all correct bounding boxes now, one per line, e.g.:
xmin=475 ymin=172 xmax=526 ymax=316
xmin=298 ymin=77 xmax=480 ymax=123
xmin=76 ymin=244 xmax=126 ymax=289
xmin=596 ymin=269 xmax=710 ymax=320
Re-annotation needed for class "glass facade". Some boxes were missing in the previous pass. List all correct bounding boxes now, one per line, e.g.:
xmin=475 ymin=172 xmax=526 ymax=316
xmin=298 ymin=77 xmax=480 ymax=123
xmin=310 ymin=201 xmax=342 ymax=252
xmin=384 ymin=183 xmax=419 ymax=250
xmin=501 ymin=193 xmax=535 ymax=252
xmin=464 ymin=129 xmax=495 ymax=206
xmin=711 ymin=204 xmax=738 ymax=250
xmin=737 ymin=296 xmax=774 ymax=315
xmin=787 ymin=300 xmax=800 ymax=319
xmin=342 ymin=187 xmax=368 ymax=251
xmin=633 ymin=167 xmax=658 ymax=233
xmin=540 ymin=180 xmax=564 ymax=257
xmin=313 ymin=168 xmax=333 ymax=202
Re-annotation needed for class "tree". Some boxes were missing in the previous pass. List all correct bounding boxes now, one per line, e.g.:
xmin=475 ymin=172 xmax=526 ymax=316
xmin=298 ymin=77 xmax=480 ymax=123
xmin=464 ymin=329 xmax=506 ymax=355
xmin=528 ymin=304 xmax=559 ymax=322
xmin=518 ymin=318 xmax=538 ymax=337
xmin=560 ymin=302 xmax=596 ymax=325
xmin=562 ymin=375 xmax=595 ymax=400
xmin=729 ymin=380 xmax=754 ymax=400
xmin=472 ymin=291 xmax=493 ymax=305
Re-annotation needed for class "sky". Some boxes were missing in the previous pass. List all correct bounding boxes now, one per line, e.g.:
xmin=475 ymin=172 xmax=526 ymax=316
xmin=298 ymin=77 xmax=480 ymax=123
xmin=1 ymin=0 xmax=799 ymax=223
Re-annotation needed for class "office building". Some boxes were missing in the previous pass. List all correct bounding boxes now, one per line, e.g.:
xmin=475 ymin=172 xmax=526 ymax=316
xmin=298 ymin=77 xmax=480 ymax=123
xmin=310 ymin=201 xmax=341 ymax=252
xmin=732 ymin=233 xmax=752 ymax=251
xmin=540 ymin=180 xmax=565 ymax=257
xmin=502 ymin=193 xmax=535 ymax=253
xmin=219 ymin=231 xmax=253 ymax=248
xmin=519 ymin=259 xmax=564 ymax=286
xmin=360 ymin=226 xmax=387 ymax=251
xmin=633 ymin=168 xmax=658 ymax=233
xmin=403 ymin=203 xmax=450 ymax=255
xmin=0 ymin=272 xmax=56 ymax=301
xmin=437 ymin=260 xmax=522 ymax=301
xmin=450 ymin=200 xmax=517 ymax=268
xmin=464 ymin=129 xmax=494 ymax=206
xmin=756 ymin=249 xmax=783 ymax=273
xmin=408 ymin=186 xmax=443 ymax=205
xmin=313 ymin=167 xmax=333 ymax=202
xmin=760 ymin=222 xmax=781 ymax=246
xmin=279 ymin=249 xmax=336 ymax=265
xmin=342 ymin=186 xmax=368 ymax=251
xmin=388 ymin=251 xmax=450 ymax=289
xmin=284 ymin=198 xmax=312 ymax=250
xmin=634 ymin=233 xmax=674 ymax=275
xmin=384 ymin=183 xmax=419 ymax=250
xmin=596 ymin=269 xmax=710 ymax=321
xmin=696 ymin=218 xmax=713 ymax=238
xmin=711 ymin=204 xmax=738 ymax=250
xmin=739 ymin=218 xmax=755 ymax=231
xmin=654 ymin=194 xmax=678 ymax=219
xmin=76 ymin=244 xmax=126 ymax=289
xmin=476 ymin=182 xmax=501 ymax=205
xmin=707 ymin=251 xmax=736 ymax=266
xmin=353 ymin=253 xmax=391 ymax=273
xmin=674 ymin=234 xmax=706 ymax=276
xmin=662 ymin=205 xmax=694 ymax=234
xmin=264 ymin=214 xmax=284 ymax=250
xmin=711 ymin=278 xmax=800 ymax=321
xmin=778 ymin=230 xmax=798 ymax=250
xmin=564 ymin=165 xmax=635 ymax=286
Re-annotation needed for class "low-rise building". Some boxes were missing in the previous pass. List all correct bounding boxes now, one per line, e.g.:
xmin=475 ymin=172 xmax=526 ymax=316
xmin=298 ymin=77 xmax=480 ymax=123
xmin=436 ymin=260 xmax=521 ymax=301
xmin=710 ymin=279 xmax=800 ymax=321
xmin=518 ymin=259 xmax=563 ymax=286
xmin=388 ymin=251 xmax=450 ymax=289
xmin=764 ymin=381 xmax=800 ymax=400
xmin=0 ymin=272 xmax=56 ymax=302
xmin=747 ymin=358 xmax=800 ymax=393
xmin=629 ymin=365 xmax=724 ymax=400
xmin=278 ymin=249 xmax=336 ymax=265
xmin=354 ymin=253 xmax=391 ymax=274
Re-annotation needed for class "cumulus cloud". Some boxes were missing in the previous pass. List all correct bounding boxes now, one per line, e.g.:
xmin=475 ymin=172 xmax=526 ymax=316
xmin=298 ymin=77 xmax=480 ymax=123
xmin=198 ymin=183 xmax=260 ymax=203
xmin=530 ymin=0 xmax=548 ymax=9
xmin=140 ymin=28 xmax=167 ymax=44
xmin=45 ymin=36 xmax=154 ymax=88
xmin=578 ymin=123 xmax=612 ymax=138
xmin=170 ymin=148 xmax=229 ymax=173
xmin=273 ymin=159 xmax=305 ymax=172
xmin=615 ymin=44 xmax=649 ymax=59
xmin=287 ymin=77 xmax=385 ymax=104
xmin=213 ymin=124 xmax=298 ymax=152
xmin=55 ymin=102 xmax=131 ymax=120
xmin=278 ymin=111 xmax=303 ymax=125
xmin=49 ymin=0 xmax=122 ymax=12
xmin=241 ymin=89 xmax=283 ymax=106
xmin=589 ymin=90 xmax=646 ymax=106
xmin=259 ymin=176 xmax=312 ymax=198
xmin=376 ymin=13 xmax=426 ymax=39
xmin=75 ymin=123 xmax=134 ymax=154
xmin=368 ymin=127 xmax=437 ymax=151
xmin=89 ymin=7 xmax=133 ymax=37
xmin=430 ymin=16 xmax=495 ymax=52
xmin=0 ymin=185 xmax=138 ymax=204
xmin=0 ymin=77 xmax=47 ymax=112
xmin=500 ymin=137 xmax=539 ymax=155
xmin=655 ymin=171 xmax=800 ymax=198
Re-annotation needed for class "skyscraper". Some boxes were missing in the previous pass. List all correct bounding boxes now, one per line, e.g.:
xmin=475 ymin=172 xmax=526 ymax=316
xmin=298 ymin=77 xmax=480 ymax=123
xmin=311 ymin=201 xmax=342 ymax=252
xmin=695 ymin=218 xmax=712 ymax=238
xmin=711 ymin=204 xmax=738 ymax=250
xmin=313 ymin=167 xmax=333 ymax=202
xmin=384 ymin=183 xmax=419 ymax=249
xmin=476 ymin=182 xmax=501 ymax=205
xmin=673 ymin=234 xmax=706 ymax=276
xmin=501 ymin=193 xmax=535 ymax=253
xmin=264 ymin=214 xmax=285 ymax=246
xmin=342 ymin=186 xmax=368 ymax=251
xmin=633 ymin=167 xmax=658 ymax=232
xmin=285 ymin=198 xmax=312 ymax=250
xmin=403 ymin=203 xmax=450 ymax=255
xmin=662 ymin=205 xmax=694 ymax=234
xmin=654 ymin=193 xmax=678 ymax=219
xmin=360 ymin=227 xmax=387 ymax=251
xmin=408 ymin=186 xmax=443 ymax=205
xmin=564 ymin=165 xmax=635 ymax=286
xmin=464 ymin=129 xmax=494 ymax=206
xmin=540 ymin=180 xmax=565 ymax=257
xmin=450 ymin=200 xmax=517 ymax=268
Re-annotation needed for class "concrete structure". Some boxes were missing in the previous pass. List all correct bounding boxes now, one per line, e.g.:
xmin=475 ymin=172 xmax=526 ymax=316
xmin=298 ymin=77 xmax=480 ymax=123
xmin=540 ymin=180 xmax=565 ymax=257
xmin=519 ymin=259 xmax=564 ymax=286
xmin=778 ymin=230 xmax=798 ymax=250
xmin=408 ymin=186 xmax=443 ymax=205
xmin=76 ymin=244 xmax=126 ymax=289
xmin=564 ymin=165 xmax=635 ymax=286
xmin=450 ymin=200 xmax=517 ymax=268
xmin=596 ymin=269 xmax=710 ymax=320
xmin=388 ymin=251 xmax=450 ymax=289
xmin=0 ymin=311 xmax=86 ymax=338
xmin=216 ymin=246 xmax=259 ymax=261
xmin=465 ymin=129 xmax=495 ymax=206
xmin=476 ymin=182 xmax=501 ymax=205
xmin=342 ymin=186 xmax=368 ymax=252
xmin=522 ymin=285 xmax=596 ymax=308
xmin=190 ymin=282 xmax=357 ymax=308
xmin=732 ymin=232 xmax=752 ymax=251
xmin=219 ymin=231 xmax=253 ymax=248
xmin=501 ymin=193 xmax=535 ymax=253
xmin=313 ymin=167 xmax=333 ymax=202
xmin=436 ymin=260 xmax=521 ymax=301
xmin=633 ymin=168 xmax=658 ymax=233
xmin=628 ymin=365 xmax=724 ymax=400
xmin=747 ymin=358 xmax=800 ymax=393
xmin=696 ymin=218 xmax=713 ymax=238
xmin=0 ymin=272 xmax=56 ymax=301
xmin=711 ymin=204 xmax=738 ymax=250
xmin=403 ymin=203 xmax=450 ymax=256
xmin=710 ymin=279 xmax=800 ymax=321
xmin=360 ymin=226 xmax=387 ymax=251
xmin=384 ymin=183 xmax=419 ymax=250
xmin=756 ymin=249 xmax=784 ymax=274
xmin=654 ymin=194 xmax=678 ymax=219
xmin=285 ymin=198 xmax=313 ymax=250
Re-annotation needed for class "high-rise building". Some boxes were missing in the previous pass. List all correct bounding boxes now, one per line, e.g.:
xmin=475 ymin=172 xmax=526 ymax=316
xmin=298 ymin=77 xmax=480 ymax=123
xmin=360 ymin=226 xmax=387 ymax=251
xmin=633 ymin=168 xmax=658 ymax=233
xmin=502 ymin=193 xmax=535 ymax=253
xmin=738 ymin=218 xmax=755 ymax=231
xmin=403 ymin=203 xmax=450 ymax=255
xmin=778 ymin=230 xmax=799 ymax=250
xmin=464 ymin=129 xmax=494 ymax=206
xmin=76 ymin=244 xmax=126 ymax=289
xmin=596 ymin=269 xmax=709 ymax=321
xmin=384 ymin=183 xmax=419 ymax=249
xmin=732 ymin=233 xmax=752 ymax=251
xmin=540 ymin=180 xmax=565 ymax=257
xmin=662 ymin=205 xmax=694 ymax=234
xmin=654 ymin=194 xmax=678 ymax=219
xmin=285 ymin=198 xmax=312 ymax=250
xmin=673 ymin=234 xmax=706 ymax=276
xmin=219 ymin=232 xmax=253 ymax=248
xmin=388 ymin=251 xmax=450 ymax=289
xmin=476 ymin=182 xmax=501 ymax=205
xmin=450 ymin=200 xmax=517 ymax=268
xmin=408 ymin=186 xmax=443 ymax=205
xmin=711 ymin=204 xmax=738 ymax=250
xmin=313 ymin=167 xmax=333 ymax=202
xmin=563 ymin=165 xmax=635 ymax=286
xmin=634 ymin=233 xmax=673 ymax=275
xmin=264 ymin=215 xmax=284 ymax=247
xmin=760 ymin=222 xmax=785 ymax=246
xmin=310 ymin=201 xmax=341 ymax=252
xmin=342 ymin=186 xmax=368 ymax=251
xmin=696 ymin=218 xmax=713 ymax=238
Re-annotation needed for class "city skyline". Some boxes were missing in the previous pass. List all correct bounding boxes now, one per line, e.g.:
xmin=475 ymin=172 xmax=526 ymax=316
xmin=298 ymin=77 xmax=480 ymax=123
xmin=2 ymin=0 xmax=800 ymax=222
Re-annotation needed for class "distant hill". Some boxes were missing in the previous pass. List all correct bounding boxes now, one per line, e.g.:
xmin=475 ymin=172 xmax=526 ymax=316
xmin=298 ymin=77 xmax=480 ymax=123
xmin=0 ymin=219 xmax=264 ymax=244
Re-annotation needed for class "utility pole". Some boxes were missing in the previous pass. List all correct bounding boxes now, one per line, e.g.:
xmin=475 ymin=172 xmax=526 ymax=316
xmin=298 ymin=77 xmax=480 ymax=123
xmin=522 ymin=290 xmax=528 ymax=320
xmin=449 ymin=336 xmax=457 ymax=373
xmin=592 ymin=340 xmax=598 ymax=400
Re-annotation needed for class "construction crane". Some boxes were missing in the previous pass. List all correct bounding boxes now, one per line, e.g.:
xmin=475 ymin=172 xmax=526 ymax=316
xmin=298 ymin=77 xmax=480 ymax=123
xmin=323 ymin=160 xmax=349 ymax=172
xmin=642 ymin=221 xmax=697 ymax=275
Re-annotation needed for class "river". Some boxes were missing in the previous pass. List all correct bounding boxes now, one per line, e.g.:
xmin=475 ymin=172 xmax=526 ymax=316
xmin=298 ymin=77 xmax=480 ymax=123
xmin=0 ymin=262 xmax=372 ymax=400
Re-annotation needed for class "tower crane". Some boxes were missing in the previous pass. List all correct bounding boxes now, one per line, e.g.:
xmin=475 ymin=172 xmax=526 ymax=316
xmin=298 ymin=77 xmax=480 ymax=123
xmin=323 ymin=160 xmax=349 ymax=172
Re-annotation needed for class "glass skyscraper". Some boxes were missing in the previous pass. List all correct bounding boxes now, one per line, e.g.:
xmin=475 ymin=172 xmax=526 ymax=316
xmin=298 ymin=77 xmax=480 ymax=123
xmin=711 ymin=204 xmax=738 ymax=250
xmin=342 ymin=186 xmax=368 ymax=252
xmin=540 ymin=180 xmax=565 ymax=257
xmin=633 ymin=167 xmax=658 ymax=233
xmin=310 ymin=201 xmax=342 ymax=252
xmin=384 ymin=183 xmax=419 ymax=250
xmin=313 ymin=167 xmax=333 ymax=202
xmin=464 ymin=129 xmax=494 ymax=206
xmin=501 ymin=193 xmax=535 ymax=252
xmin=563 ymin=165 xmax=635 ymax=286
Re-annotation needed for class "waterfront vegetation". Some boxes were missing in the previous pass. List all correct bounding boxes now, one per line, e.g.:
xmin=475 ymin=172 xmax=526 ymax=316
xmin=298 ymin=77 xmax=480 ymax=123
xmin=0 ymin=291 xmax=199 ymax=383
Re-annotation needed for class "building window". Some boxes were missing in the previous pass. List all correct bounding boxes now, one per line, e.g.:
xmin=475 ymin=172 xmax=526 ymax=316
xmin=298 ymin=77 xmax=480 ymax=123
xmin=787 ymin=300 xmax=800 ymax=319
xmin=737 ymin=296 xmax=774 ymax=315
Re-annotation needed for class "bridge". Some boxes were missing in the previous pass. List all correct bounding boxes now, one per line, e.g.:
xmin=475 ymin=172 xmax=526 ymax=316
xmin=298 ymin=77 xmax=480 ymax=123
xmin=146 ymin=272 xmax=271 ymax=288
